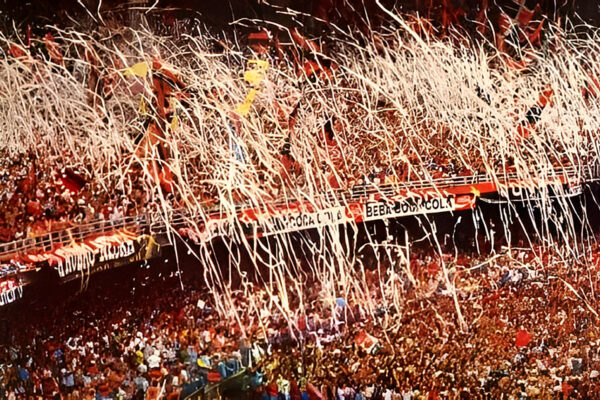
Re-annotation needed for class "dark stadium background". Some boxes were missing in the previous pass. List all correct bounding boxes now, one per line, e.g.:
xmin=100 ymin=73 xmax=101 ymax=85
xmin=0 ymin=0 xmax=598 ymax=32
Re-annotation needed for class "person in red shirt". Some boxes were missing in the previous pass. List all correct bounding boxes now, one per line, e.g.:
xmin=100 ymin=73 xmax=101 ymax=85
xmin=427 ymin=381 xmax=441 ymax=400
xmin=41 ymin=370 xmax=60 ymax=400
xmin=146 ymin=380 xmax=161 ymax=400
xmin=97 ymin=380 xmax=111 ymax=399
xmin=562 ymin=380 xmax=574 ymax=399
xmin=86 ymin=360 xmax=99 ymax=376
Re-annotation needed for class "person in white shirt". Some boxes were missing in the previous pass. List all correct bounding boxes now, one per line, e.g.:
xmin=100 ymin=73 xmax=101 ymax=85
xmin=179 ymin=368 xmax=188 ymax=385
xmin=147 ymin=350 xmax=161 ymax=369
xmin=383 ymin=388 xmax=393 ymax=400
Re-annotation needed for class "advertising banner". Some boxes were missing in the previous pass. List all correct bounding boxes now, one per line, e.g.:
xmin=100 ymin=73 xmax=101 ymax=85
xmin=254 ymin=205 xmax=349 ymax=236
xmin=363 ymin=196 xmax=456 ymax=222
xmin=0 ymin=277 xmax=24 ymax=307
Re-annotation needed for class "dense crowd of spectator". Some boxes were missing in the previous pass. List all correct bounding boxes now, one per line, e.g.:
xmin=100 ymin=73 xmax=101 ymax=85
xmin=2 ymin=0 xmax=599 ymax=254
xmin=0 ymin=150 xmax=150 ymax=244
xmin=1 ymin=5 xmax=600 ymax=398
xmin=0 ymin=264 xmax=241 ymax=400
xmin=3 ymin=0 xmax=597 ymax=247
xmin=2 ymin=241 xmax=600 ymax=399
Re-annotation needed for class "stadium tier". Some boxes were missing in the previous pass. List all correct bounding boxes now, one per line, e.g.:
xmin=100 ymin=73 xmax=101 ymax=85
xmin=0 ymin=164 xmax=595 ymax=308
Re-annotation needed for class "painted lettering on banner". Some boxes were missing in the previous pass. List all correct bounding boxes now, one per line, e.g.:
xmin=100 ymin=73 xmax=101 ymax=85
xmin=55 ymin=243 xmax=96 ymax=278
xmin=364 ymin=196 xmax=455 ymax=221
xmin=258 ymin=206 xmax=349 ymax=236
xmin=502 ymin=183 xmax=582 ymax=201
xmin=19 ymin=229 xmax=142 ymax=278
xmin=98 ymin=240 xmax=135 ymax=263
xmin=0 ymin=278 xmax=24 ymax=307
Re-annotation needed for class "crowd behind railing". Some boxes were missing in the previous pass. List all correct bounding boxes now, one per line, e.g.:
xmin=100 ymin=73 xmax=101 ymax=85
xmin=1 ymin=162 xmax=595 ymax=264
xmin=2 ymin=1 xmax=600 ymax=265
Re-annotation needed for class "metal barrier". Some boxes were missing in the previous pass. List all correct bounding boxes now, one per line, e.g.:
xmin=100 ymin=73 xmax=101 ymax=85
xmin=0 ymin=164 xmax=594 ymax=260
xmin=182 ymin=369 xmax=251 ymax=400
xmin=0 ymin=215 xmax=147 ymax=260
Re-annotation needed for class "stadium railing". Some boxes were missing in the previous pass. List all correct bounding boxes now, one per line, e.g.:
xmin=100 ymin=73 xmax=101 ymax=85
xmin=182 ymin=369 xmax=251 ymax=400
xmin=0 ymin=164 xmax=595 ymax=261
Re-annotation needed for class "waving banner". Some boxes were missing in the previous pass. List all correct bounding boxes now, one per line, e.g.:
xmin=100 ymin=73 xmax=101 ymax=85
xmin=0 ymin=278 xmax=24 ymax=307
xmin=19 ymin=230 xmax=161 ymax=282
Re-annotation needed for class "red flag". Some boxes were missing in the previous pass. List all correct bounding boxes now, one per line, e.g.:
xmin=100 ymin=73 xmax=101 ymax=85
xmin=537 ymin=88 xmax=554 ymax=108
xmin=516 ymin=124 xmax=533 ymax=142
xmin=582 ymin=75 xmax=600 ymax=98
xmin=475 ymin=0 xmax=489 ymax=35
xmin=516 ymin=6 xmax=535 ymax=27
xmin=526 ymin=19 xmax=545 ymax=46
xmin=498 ymin=12 xmax=512 ymax=35
xmin=158 ymin=164 xmax=175 ymax=194
xmin=57 ymin=169 xmax=86 ymax=193
xmin=44 ymin=32 xmax=64 ymax=65
xmin=327 ymin=173 xmax=341 ymax=189
xmin=515 ymin=329 xmax=532 ymax=348
xmin=355 ymin=330 xmax=379 ymax=353
xmin=8 ymin=44 xmax=27 ymax=59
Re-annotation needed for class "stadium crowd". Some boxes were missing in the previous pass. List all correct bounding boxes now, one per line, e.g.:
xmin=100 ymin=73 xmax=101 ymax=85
xmin=1 ymin=242 xmax=600 ymax=399
xmin=3 ymin=0 xmax=595 ymax=246
xmin=0 ymin=150 xmax=150 ymax=244
xmin=2 ymin=2 xmax=600 ymax=400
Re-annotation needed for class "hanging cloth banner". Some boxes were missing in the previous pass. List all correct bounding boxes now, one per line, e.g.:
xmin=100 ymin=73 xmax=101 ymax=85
xmin=0 ymin=277 xmax=24 ymax=307
xmin=18 ymin=230 xmax=162 ymax=282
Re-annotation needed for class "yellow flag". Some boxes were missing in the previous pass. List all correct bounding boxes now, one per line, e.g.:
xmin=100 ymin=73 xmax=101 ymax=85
xmin=243 ymin=69 xmax=264 ymax=86
xmin=124 ymin=61 xmax=149 ymax=77
xmin=169 ymin=97 xmax=179 ymax=131
xmin=237 ymin=60 xmax=268 ymax=115
xmin=243 ymin=59 xmax=269 ymax=86
xmin=236 ymin=88 xmax=257 ymax=116
xmin=139 ymin=96 xmax=147 ymax=115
